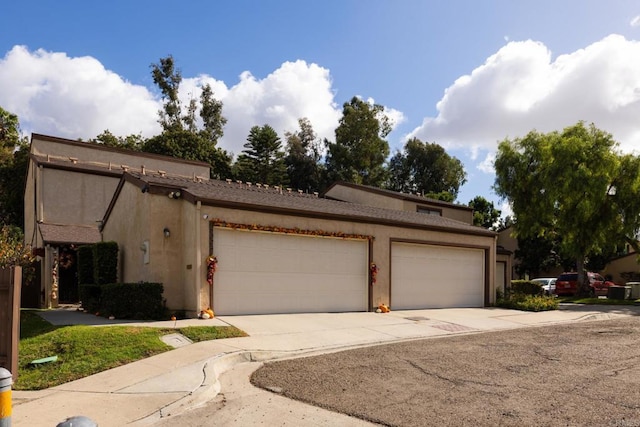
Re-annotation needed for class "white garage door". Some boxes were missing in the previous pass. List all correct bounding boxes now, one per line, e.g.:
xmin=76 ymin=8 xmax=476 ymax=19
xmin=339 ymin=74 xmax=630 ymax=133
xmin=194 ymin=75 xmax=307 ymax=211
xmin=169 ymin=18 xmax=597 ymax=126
xmin=391 ymin=242 xmax=485 ymax=309
xmin=213 ymin=228 xmax=368 ymax=315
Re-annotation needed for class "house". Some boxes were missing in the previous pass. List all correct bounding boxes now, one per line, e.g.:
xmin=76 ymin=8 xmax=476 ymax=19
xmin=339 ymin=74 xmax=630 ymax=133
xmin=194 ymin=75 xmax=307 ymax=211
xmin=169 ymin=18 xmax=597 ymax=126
xmin=23 ymin=133 xmax=210 ymax=308
xmin=26 ymin=133 xmax=500 ymax=316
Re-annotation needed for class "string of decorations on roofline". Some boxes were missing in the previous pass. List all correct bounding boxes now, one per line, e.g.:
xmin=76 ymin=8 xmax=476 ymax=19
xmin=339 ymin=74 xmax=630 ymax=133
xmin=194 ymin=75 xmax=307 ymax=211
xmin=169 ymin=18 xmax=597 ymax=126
xmin=224 ymin=179 xmax=319 ymax=196
xmin=211 ymin=219 xmax=374 ymax=241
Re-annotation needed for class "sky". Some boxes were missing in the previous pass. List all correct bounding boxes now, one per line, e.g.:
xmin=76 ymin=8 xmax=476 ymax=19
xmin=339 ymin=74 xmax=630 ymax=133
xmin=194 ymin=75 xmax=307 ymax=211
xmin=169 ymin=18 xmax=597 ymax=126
xmin=2 ymin=1 xmax=640 ymax=216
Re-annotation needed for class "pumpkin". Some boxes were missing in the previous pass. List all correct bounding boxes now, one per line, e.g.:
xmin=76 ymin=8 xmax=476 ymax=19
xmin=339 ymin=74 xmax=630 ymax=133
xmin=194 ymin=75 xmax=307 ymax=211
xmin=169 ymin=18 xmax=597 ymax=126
xmin=206 ymin=308 xmax=215 ymax=318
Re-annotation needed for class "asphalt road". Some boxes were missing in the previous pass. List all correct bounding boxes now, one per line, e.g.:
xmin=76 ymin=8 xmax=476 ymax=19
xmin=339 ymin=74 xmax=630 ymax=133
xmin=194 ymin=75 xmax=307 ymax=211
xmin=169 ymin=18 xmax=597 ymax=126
xmin=158 ymin=316 xmax=640 ymax=426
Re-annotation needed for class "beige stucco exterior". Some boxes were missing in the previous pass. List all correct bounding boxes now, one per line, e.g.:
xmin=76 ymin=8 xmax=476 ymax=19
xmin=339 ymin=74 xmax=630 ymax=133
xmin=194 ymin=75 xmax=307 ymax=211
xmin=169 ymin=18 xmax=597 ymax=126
xmin=602 ymin=252 xmax=640 ymax=284
xmin=24 ymin=133 xmax=211 ymax=308
xmin=324 ymin=183 xmax=474 ymax=224
xmin=103 ymin=182 xmax=497 ymax=316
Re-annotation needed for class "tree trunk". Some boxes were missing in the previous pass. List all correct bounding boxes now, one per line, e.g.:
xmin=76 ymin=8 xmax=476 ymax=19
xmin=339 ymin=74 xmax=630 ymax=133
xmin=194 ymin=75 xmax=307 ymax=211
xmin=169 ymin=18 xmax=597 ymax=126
xmin=575 ymin=257 xmax=592 ymax=297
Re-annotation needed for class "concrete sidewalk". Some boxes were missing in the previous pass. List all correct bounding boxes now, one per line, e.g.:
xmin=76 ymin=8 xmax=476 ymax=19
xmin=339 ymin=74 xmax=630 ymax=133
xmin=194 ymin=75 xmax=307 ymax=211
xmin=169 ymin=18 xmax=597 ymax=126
xmin=12 ymin=304 xmax=640 ymax=426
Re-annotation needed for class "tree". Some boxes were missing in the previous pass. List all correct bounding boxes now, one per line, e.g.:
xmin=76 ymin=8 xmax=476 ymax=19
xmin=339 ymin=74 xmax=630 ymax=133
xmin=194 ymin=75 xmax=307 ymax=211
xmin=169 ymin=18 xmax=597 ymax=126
xmin=0 ymin=107 xmax=29 ymax=229
xmin=284 ymin=118 xmax=324 ymax=192
xmin=325 ymin=97 xmax=391 ymax=186
xmin=494 ymin=122 xmax=640 ymax=295
xmin=145 ymin=56 xmax=232 ymax=179
xmin=468 ymin=196 xmax=501 ymax=229
xmin=387 ymin=138 xmax=467 ymax=200
xmin=94 ymin=130 xmax=144 ymax=151
xmin=234 ymin=124 xmax=287 ymax=185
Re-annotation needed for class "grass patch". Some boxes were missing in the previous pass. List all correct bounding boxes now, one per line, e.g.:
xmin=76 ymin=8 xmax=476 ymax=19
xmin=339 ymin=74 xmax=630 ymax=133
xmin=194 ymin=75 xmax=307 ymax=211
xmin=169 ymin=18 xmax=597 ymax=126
xmin=558 ymin=296 xmax=640 ymax=305
xmin=16 ymin=310 xmax=247 ymax=390
xmin=180 ymin=326 xmax=247 ymax=342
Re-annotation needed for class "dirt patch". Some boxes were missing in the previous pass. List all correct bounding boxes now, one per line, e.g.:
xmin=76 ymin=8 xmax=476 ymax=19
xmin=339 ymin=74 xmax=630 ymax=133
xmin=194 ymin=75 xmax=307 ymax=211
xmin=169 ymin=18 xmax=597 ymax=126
xmin=251 ymin=317 xmax=640 ymax=426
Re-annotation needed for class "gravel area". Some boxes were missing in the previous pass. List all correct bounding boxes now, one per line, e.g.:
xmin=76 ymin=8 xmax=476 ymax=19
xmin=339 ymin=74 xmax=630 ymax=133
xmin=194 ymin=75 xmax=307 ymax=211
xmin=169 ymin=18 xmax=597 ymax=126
xmin=251 ymin=317 xmax=640 ymax=427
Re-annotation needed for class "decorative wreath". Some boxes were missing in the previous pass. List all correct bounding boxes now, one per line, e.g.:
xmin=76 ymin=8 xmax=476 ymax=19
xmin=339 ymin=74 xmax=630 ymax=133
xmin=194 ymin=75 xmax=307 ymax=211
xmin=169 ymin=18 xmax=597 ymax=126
xmin=370 ymin=262 xmax=379 ymax=284
xmin=206 ymin=255 xmax=218 ymax=286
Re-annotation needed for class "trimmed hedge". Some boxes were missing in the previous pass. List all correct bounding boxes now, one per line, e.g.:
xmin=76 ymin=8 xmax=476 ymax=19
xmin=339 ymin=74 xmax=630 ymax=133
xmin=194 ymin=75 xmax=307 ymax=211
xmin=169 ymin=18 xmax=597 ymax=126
xmin=77 ymin=245 xmax=95 ymax=285
xmin=100 ymin=282 xmax=167 ymax=320
xmin=510 ymin=280 xmax=544 ymax=296
xmin=93 ymin=241 xmax=118 ymax=285
xmin=79 ymin=284 xmax=102 ymax=314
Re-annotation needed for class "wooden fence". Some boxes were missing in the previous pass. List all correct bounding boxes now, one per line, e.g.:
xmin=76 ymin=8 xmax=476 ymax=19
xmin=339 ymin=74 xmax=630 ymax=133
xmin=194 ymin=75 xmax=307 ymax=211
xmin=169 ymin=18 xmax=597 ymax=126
xmin=0 ymin=266 xmax=21 ymax=378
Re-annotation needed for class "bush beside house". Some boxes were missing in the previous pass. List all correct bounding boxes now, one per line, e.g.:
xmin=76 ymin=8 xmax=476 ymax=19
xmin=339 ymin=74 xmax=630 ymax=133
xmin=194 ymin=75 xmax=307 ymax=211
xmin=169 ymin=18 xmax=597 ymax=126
xmin=78 ymin=241 xmax=166 ymax=319
xmin=497 ymin=280 xmax=559 ymax=312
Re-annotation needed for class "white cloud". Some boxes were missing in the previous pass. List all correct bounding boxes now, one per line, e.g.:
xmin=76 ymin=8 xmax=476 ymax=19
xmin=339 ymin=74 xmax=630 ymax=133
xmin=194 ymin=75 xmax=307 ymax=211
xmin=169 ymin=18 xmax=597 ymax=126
xmin=407 ymin=34 xmax=640 ymax=154
xmin=0 ymin=48 xmax=357 ymax=158
xmin=477 ymin=152 xmax=495 ymax=174
xmin=0 ymin=45 xmax=161 ymax=139
xmin=631 ymin=15 xmax=640 ymax=27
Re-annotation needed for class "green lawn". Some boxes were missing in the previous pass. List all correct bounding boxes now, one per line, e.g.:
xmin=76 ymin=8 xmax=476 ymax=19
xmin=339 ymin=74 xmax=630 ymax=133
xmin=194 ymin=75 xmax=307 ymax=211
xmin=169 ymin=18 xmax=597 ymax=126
xmin=557 ymin=296 xmax=640 ymax=305
xmin=16 ymin=310 xmax=247 ymax=390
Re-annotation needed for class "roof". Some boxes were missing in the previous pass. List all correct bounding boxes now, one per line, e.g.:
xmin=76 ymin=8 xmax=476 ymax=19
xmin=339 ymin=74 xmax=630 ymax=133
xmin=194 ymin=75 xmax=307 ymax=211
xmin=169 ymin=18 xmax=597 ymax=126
xmin=323 ymin=181 xmax=473 ymax=212
xmin=113 ymin=172 xmax=495 ymax=237
xmin=38 ymin=223 xmax=102 ymax=245
xmin=31 ymin=133 xmax=210 ymax=168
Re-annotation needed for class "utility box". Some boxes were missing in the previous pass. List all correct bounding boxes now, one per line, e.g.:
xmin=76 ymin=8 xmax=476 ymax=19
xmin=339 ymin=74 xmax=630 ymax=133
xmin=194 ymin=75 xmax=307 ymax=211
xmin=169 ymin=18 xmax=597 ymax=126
xmin=627 ymin=282 xmax=640 ymax=300
xmin=608 ymin=285 xmax=631 ymax=300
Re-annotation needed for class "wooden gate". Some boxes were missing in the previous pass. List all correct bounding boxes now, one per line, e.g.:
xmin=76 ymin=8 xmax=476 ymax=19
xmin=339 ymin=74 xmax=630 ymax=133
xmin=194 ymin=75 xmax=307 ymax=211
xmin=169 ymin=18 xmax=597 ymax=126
xmin=0 ymin=266 xmax=21 ymax=378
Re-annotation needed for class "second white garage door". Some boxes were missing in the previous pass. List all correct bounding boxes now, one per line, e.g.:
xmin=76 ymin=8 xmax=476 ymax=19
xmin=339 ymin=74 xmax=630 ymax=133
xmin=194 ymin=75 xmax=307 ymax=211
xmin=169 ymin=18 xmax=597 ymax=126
xmin=391 ymin=242 xmax=485 ymax=309
xmin=213 ymin=228 xmax=369 ymax=315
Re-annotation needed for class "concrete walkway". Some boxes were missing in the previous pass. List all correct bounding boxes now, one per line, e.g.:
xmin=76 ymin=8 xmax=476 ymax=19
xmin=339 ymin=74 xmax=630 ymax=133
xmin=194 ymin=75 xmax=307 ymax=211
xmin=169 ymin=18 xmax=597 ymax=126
xmin=12 ymin=304 xmax=640 ymax=426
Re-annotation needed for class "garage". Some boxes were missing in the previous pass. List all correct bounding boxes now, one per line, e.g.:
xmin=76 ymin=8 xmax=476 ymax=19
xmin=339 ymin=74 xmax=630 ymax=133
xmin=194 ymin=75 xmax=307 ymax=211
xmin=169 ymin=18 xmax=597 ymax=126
xmin=213 ymin=228 xmax=369 ymax=315
xmin=391 ymin=242 xmax=485 ymax=309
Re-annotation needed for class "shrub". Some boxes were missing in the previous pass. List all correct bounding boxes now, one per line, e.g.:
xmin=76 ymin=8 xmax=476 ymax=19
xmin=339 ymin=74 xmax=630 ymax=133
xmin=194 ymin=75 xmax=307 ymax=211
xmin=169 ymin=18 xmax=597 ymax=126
xmin=497 ymin=293 xmax=559 ymax=312
xmin=93 ymin=241 xmax=118 ymax=285
xmin=79 ymin=284 xmax=102 ymax=313
xmin=76 ymin=245 xmax=94 ymax=285
xmin=100 ymin=282 xmax=167 ymax=320
xmin=510 ymin=280 xmax=544 ymax=296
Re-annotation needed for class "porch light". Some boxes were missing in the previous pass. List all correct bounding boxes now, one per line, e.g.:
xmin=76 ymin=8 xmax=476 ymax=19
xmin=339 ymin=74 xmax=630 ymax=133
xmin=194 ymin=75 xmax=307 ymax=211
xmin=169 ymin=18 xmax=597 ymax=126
xmin=163 ymin=227 xmax=170 ymax=238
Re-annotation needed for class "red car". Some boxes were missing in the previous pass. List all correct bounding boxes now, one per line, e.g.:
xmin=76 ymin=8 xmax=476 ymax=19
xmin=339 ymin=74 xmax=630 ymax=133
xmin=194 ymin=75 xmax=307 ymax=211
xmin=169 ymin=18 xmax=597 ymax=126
xmin=555 ymin=272 xmax=615 ymax=297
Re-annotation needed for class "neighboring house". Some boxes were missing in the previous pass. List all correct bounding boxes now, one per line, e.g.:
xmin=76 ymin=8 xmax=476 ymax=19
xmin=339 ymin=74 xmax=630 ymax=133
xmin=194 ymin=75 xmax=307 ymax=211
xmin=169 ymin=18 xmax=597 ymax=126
xmin=497 ymin=226 xmax=639 ymax=284
xmin=101 ymin=172 xmax=498 ymax=316
xmin=23 ymin=133 xmax=210 ymax=308
xmin=25 ymin=133 xmax=500 ymax=316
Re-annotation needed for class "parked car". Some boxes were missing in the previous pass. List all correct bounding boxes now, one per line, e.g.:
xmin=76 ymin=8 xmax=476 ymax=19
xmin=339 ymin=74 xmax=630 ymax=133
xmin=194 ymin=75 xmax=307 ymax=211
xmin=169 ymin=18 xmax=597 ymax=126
xmin=531 ymin=277 xmax=557 ymax=295
xmin=554 ymin=272 xmax=615 ymax=297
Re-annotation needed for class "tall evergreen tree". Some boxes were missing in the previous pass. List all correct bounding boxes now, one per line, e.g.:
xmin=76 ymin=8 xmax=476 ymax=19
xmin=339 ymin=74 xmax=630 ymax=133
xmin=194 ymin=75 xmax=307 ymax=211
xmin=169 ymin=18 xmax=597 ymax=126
xmin=325 ymin=97 xmax=390 ymax=186
xmin=234 ymin=124 xmax=287 ymax=185
xmin=284 ymin=118 xmax=324 ymax=192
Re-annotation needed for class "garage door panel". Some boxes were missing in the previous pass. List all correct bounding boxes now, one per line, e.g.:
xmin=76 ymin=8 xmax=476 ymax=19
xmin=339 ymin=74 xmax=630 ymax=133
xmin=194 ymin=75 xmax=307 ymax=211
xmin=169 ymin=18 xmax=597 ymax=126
xmin=392 ymin=243 xmax=484 ymax=309
xmin=213 ymin=229 xmax=368 ymax=315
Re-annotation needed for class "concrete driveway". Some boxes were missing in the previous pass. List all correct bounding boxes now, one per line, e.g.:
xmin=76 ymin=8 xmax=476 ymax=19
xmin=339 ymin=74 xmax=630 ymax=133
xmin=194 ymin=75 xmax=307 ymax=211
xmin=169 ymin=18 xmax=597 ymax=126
xmin=148 ymin=305 xmax=640 ymax=427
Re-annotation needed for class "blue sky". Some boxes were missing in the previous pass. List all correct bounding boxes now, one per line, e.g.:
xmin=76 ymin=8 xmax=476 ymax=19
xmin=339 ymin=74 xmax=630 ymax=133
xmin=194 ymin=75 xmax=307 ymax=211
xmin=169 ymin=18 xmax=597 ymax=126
xmin=3 ymin=1 xmax=640 ymax=215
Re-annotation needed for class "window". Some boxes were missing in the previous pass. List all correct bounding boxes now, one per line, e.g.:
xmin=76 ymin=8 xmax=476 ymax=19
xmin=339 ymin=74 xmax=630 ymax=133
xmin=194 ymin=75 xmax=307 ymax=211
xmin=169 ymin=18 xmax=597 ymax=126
xmin=417 ymin=206 xmax=442 ymax=216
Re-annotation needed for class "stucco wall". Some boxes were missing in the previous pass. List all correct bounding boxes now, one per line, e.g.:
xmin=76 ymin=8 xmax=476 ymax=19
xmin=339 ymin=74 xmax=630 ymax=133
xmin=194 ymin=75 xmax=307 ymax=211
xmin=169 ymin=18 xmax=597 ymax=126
xmin=31 ymin=136 xmax=210 ymax=178
xmin=602 ymin=253 xmax=640 ymax=284
xmin=325 ymin=184 xmax=473 ymax=224
xmin=42 ymin=168 xmax=120 ymax=226
xmin=197 ymin=206 xmax=496 ymax=312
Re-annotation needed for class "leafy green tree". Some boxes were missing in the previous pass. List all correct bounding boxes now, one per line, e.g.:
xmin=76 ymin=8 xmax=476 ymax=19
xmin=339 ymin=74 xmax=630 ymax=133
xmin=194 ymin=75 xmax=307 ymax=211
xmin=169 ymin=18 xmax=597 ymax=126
xmin=514 ymin=234 xmax=563 ymax=278
xmin=144 ymin=56 xmax=232 ymax=179
xmin=468 ymin=196 xmax=501 ymax=229
xmin=284 ymin=118 xmax=324 ymax=192
xmin=0 ymin=107 xmax=29 ymax=229
xmin=234 ymin=124 xmax=287 ymax=185
xmin=494 ymin=122 xmax=640 ymax=295
xmin=325 ymin=97 xmax=390 ymax=186
xmin=388 ymin=138 xmax=467 ymax=199
xmin=94 ymin=130 xmax=144 ymax=151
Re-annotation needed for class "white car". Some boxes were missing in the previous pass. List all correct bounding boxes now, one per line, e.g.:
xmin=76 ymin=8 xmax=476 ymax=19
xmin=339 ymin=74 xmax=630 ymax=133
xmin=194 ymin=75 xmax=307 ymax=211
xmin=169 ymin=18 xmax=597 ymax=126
xmin=531 ymin=277 xmax=557 ymax=295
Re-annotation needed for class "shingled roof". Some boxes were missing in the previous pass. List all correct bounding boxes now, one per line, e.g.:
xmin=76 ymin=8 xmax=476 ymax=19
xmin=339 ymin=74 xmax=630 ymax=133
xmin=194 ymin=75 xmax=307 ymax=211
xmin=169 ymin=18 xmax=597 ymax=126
xmin=118 ymin=171 xmax=495 ymax=237
xmin=38 ymin=223 xmax=102 ymax=245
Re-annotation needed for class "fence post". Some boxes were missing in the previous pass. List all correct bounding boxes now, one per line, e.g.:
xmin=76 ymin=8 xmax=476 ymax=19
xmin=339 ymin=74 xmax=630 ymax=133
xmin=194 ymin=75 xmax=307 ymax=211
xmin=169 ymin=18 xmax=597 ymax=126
xmin=0 ymin=368 xmax=12 ymax=427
